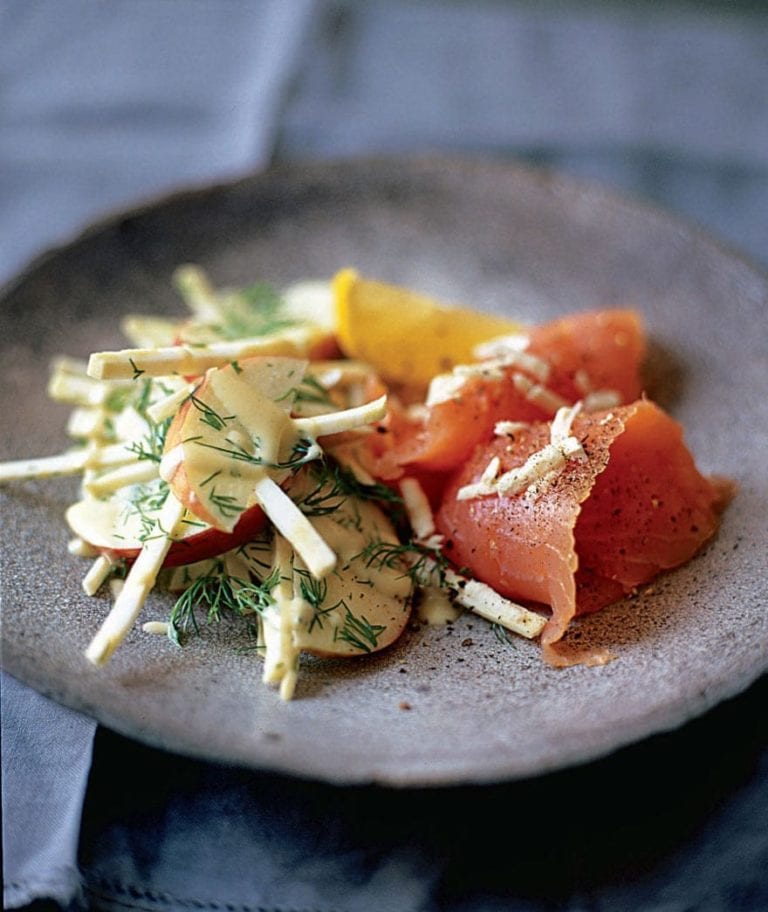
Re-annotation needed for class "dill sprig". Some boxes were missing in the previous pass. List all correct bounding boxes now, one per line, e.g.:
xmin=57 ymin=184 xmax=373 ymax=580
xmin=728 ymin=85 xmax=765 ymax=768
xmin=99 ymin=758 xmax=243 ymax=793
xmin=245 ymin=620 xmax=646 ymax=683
xmin=237 ymin=539 xmax=274 ymax=574
xmin=357 ymin=538 xmax=449 ymax=589
xmin=207 ymin=487 xmax=245 ymax=519
xmin=104 ymin=375 xmax=175 ymax=457
xmin=335 ymin=605 xmax=386 ymax=653
xmin=278 ymin=374 xmax=336 ymax=409
xmin=295 ymin=460 xmax=402 ymax=517
xmin=492 ymin=623 xmax=518 ymax=648
xmin=191 ymin=435 xmax=319 ymax=471
xmin=291 ymin=566 xmax=345 ymax=634
xmin=294 ymin=567 xmax=328 ymax=611
xmin=119 ymin=478 xmax=171 ymax=541
xmin=128 ymin=357 xmax=145 ymax=380
xmin=127 ymin=416 xmax=172 ymax=463
xmin=295 ymin=374 xmax=335 ymax=406
xmin=104 ymin=386 xmax=135 ymax=414
xmin=168 ymin=563 xmax=279 ymax=645
xmin=188 ymin=394 xmax=234 ymax=431
xmin=281 ymin=437 xmax=321 ymax=470
xmin=213 ymin=283 xmax=296 ymax=340
xmin=104 ymin=376 xmax=156 ymax=415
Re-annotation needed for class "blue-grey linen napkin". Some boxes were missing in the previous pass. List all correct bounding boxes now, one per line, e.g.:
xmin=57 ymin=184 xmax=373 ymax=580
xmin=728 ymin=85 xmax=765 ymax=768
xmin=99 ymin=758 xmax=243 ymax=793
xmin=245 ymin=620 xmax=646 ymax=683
xmin=1 ymin=674 xmax=96 ymax=906
xmin=0 ymin=0 xmax=317 ymax=285
xmin=1 ymin=1 xmax=317 ymax=907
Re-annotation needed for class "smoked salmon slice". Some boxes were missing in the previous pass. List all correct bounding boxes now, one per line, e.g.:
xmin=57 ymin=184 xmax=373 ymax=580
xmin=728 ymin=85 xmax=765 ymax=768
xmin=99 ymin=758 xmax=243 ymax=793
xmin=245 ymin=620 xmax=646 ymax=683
xmin=435 ymin=400 xmax=728 ymax=665
xmin=364 ymin=309 xmax=646 ymax=478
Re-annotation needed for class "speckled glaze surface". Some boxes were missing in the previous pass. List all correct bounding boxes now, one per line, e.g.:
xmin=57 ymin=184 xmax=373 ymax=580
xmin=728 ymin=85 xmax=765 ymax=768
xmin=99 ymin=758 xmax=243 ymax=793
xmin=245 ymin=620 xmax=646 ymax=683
xmin=1 ymin=156 xmax=766 ymax=786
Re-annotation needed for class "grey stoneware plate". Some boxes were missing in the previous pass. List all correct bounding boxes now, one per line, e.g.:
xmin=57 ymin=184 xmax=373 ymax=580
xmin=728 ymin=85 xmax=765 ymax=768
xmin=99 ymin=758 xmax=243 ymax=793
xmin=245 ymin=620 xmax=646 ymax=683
xmin=1 ymin=156 xmax=766 ymax=786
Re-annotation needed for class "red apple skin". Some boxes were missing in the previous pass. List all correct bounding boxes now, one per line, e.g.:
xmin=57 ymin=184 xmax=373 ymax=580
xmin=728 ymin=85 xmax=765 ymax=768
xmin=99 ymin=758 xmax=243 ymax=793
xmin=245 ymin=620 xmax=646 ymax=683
xmin=74 ymin=388 xmax=269 ymax=566
xmin=78 ymin=501 xmax=268 ymax=568
xmin=114 ymin=387 xmax=267 ymax=565
xmin=162 ymin=395 xmax=223 ymax=529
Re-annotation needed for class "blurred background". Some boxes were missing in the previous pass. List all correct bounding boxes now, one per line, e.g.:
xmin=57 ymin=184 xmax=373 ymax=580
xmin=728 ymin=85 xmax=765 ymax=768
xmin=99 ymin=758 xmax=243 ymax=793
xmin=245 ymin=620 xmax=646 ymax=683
xmin=2 ymin=2 xmax=767 ymax=911
xmin=1 ymin=0 xmax=766 ymax=287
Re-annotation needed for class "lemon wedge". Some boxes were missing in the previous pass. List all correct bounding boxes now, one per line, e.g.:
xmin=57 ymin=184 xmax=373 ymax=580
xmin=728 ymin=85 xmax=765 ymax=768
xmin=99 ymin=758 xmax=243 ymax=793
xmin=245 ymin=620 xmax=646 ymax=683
xmin=332 ymin=269 xmax=524 ymax=386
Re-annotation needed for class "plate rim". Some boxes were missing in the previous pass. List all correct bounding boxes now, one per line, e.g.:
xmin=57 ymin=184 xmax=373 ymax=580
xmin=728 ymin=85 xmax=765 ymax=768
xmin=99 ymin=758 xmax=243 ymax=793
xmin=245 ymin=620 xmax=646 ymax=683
xmin=2 ymin=152 xmax=766 ymax=787
xmin=4 ymin=151 xmax=767 ymax=298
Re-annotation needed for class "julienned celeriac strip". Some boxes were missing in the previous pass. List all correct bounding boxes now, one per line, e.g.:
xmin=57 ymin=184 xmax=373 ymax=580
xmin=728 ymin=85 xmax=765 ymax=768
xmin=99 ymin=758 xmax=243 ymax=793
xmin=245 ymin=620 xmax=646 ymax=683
xmin=3 ymin=265 xmax=645 ymax=701
xmin=456 ymin=402 xmax=586 ymax=502
xmin=87 ymin=325 xmax=328 ymax=380
xmin=85 ymin=492 xmax=187 ymax=665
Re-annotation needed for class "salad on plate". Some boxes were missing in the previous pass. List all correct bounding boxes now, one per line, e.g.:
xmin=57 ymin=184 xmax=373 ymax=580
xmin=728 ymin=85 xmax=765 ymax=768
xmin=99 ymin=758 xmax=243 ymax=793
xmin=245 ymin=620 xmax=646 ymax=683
xmin=0 ymin=266 xmax=730 ymax=698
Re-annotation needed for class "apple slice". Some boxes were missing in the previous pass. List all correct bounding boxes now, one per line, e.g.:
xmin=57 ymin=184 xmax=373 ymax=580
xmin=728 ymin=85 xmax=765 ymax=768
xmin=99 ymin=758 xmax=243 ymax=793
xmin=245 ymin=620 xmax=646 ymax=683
xmin=160 ymin=355 xmax=339 ymax=578
xmin=66 ymin=494 xmax=267 ymax=568
xmin=259 ymin=472 xmax=414 ymax=699
xmin=160 ymin=356 xmax=308 ymax=528
xmin=161 ymin=356 xmax=389 ymax=585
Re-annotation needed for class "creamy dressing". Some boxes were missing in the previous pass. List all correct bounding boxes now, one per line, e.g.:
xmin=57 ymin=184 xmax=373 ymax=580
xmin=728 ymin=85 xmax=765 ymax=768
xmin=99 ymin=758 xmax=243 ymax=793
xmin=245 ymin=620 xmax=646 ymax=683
xmin=173 ymin=360 xmax=304 ymax=533
xmin=255 ymin=478 xmax=413 ymax=698
xmin=210 ymin=369 xmax=293 ymax=463
xmin=67 ymin=490 xmax=200 ymax=551
xmin=417 ymin=587 xmax=462 ymax=626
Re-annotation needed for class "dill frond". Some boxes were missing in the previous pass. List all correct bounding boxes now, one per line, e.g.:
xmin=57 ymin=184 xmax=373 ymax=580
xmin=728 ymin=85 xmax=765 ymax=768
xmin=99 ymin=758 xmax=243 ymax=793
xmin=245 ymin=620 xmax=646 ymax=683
xmin=168 ymin=563 xmax=278 ymax=645
xmin=335 ymin=605 xmax=387 ymax=653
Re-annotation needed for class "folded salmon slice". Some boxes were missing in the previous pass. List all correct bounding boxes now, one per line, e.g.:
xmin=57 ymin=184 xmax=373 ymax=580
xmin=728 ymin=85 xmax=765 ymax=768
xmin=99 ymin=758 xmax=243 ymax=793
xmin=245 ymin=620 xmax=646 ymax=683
xmin=436 ymin=400 xmax=729 ymax=665
xmin=365 ymin=309 xmax=646 ymax=478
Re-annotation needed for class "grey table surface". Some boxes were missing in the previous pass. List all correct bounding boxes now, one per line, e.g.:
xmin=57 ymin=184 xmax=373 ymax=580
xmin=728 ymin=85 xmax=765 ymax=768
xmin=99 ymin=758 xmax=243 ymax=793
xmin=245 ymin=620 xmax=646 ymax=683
xmin=2 ymin=2 xmax=767 ymax=910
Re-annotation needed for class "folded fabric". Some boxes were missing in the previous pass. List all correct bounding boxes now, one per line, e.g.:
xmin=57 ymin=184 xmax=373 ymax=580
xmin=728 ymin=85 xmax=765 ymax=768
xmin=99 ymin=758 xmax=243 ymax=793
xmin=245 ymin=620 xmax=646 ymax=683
xmin=1 ymin=673 xmax=96 ymax=908
xmin=1 ymin=1 xmax=318 ymax=907
xmin=0 ymin=0 xmax=318 ymax=284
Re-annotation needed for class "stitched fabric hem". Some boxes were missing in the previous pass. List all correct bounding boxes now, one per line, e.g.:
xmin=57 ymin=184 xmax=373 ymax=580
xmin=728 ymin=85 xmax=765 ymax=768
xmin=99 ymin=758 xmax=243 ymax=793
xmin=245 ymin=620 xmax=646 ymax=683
xmin=4 ymin=865 xmax=84 ymax=909
xmin=85 ymin=878 xmax=343 ymax=912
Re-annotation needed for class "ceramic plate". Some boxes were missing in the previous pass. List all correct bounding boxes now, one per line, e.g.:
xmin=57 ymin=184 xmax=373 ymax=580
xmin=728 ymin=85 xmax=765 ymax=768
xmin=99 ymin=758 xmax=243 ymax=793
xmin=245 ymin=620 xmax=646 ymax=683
xmin=2 ymin=156 xmax=766 ymax=786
